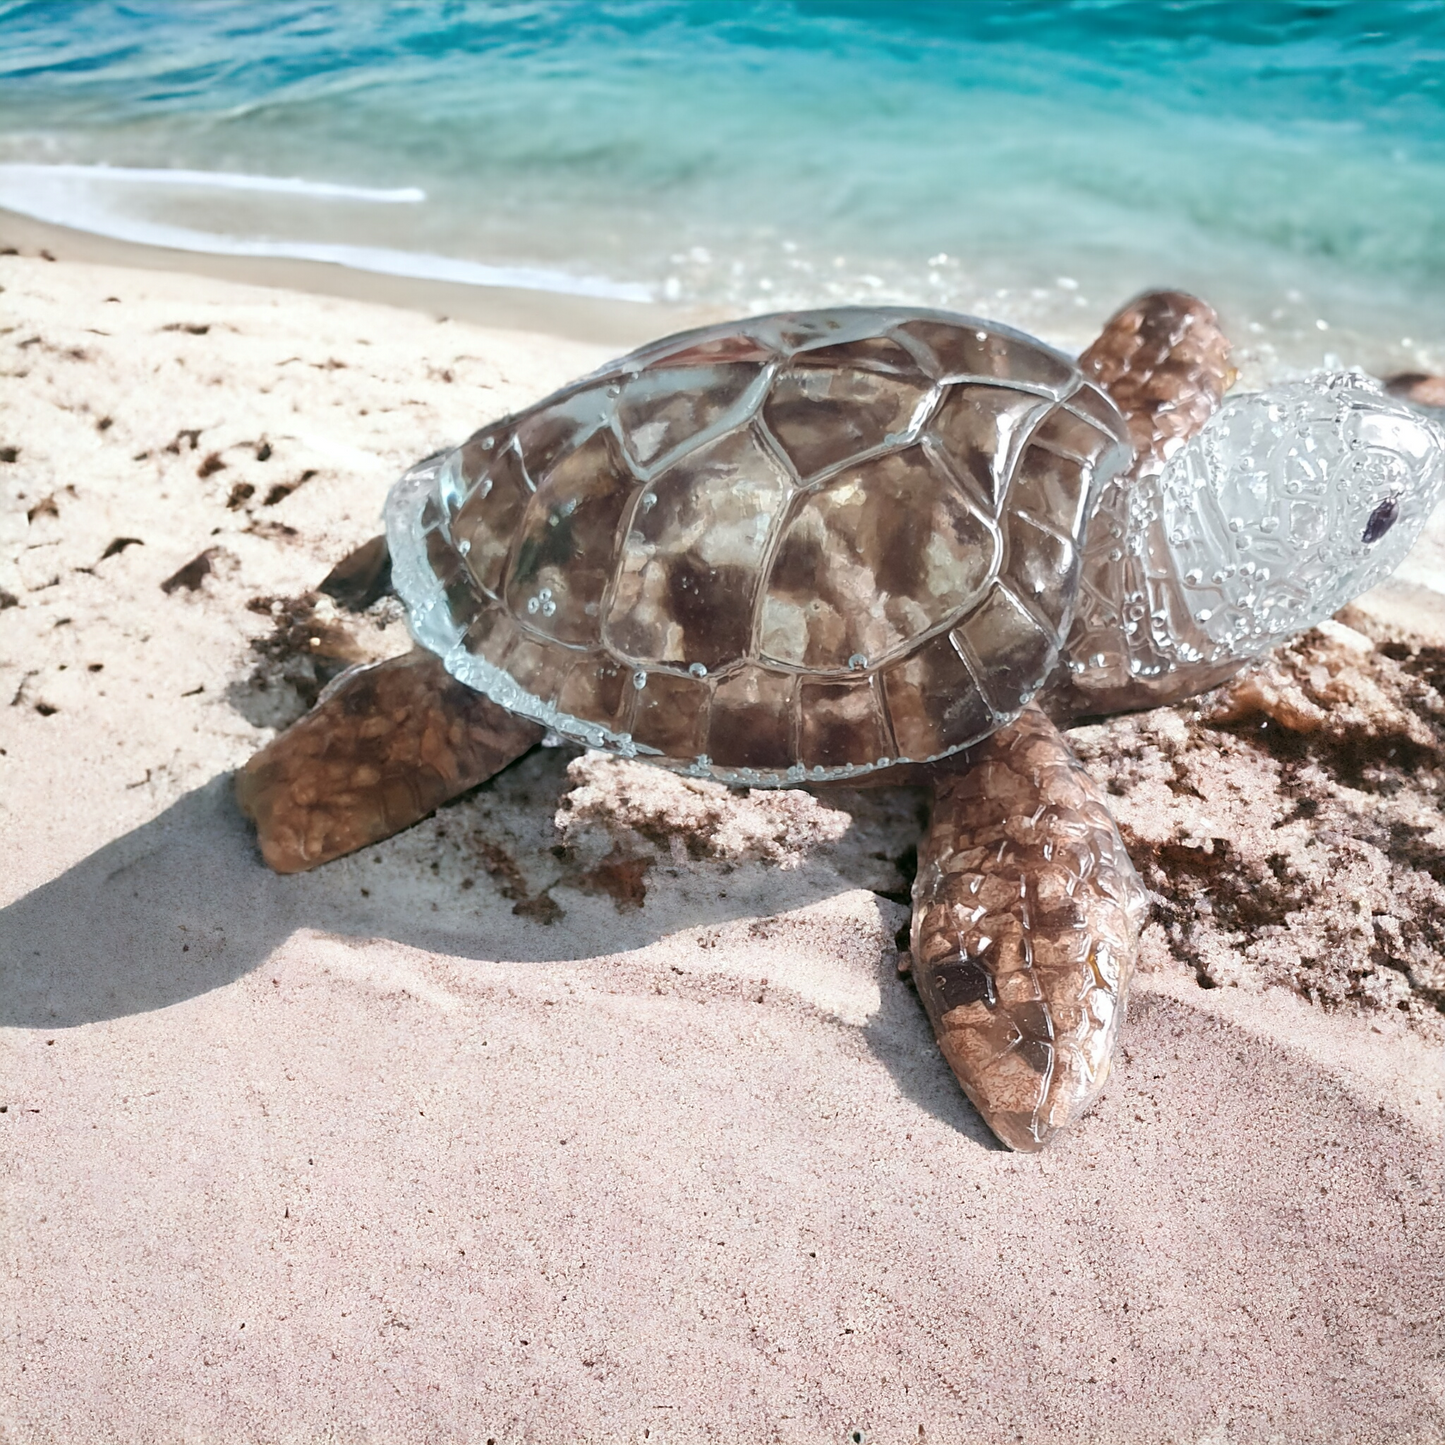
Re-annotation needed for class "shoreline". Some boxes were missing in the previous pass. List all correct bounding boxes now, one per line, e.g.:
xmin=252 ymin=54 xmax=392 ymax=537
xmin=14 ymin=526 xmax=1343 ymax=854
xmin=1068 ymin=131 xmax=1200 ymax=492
xmin=8 ymin=202 xmax=1443 ymax=382
xmin=0 ymin=205 xmax=715 ymax=350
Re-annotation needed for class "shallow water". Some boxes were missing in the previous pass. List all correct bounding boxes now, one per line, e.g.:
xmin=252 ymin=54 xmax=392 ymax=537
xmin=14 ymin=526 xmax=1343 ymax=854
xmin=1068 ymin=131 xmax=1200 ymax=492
xmin=3 ymin=1 xmax=1444 ymax=369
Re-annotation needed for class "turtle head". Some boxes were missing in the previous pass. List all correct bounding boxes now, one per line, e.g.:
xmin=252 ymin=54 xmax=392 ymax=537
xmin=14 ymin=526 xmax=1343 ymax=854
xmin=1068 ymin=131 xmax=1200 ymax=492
xmin=1149 ymin=371 xmax=1445 ymax=663
xmin=1064 ymin=369 xmax=1445 ymax=710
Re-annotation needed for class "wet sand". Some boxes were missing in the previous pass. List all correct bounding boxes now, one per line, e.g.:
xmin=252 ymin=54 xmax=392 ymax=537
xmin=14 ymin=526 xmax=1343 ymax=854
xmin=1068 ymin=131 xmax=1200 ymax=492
xmin=0 ymin=205 xmax=707 ymax=348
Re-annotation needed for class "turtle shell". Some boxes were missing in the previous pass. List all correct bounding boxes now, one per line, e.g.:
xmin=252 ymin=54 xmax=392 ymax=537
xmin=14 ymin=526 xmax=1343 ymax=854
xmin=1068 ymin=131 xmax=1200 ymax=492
xmin=386 ymin=307 xmax=1131 ymax=784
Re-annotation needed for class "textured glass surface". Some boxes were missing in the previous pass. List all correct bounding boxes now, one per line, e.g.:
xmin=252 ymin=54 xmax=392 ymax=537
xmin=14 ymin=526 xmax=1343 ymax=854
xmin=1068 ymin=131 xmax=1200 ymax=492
xmin=510 ymin=384 xmax=612 ymax=483
xmin=616 ymin=362 xmax=762 ymax=471
xmin=385 ymin=306 xmax=1131 ymax=784
xmin=1008 ymin=512 xmax=1075 ymax=618
xmin=630 ymin=669 xmax=710 ymax=757
xmin=762 ymin=344 xmax=932 ymax=480
xmin=911 ymin=707 xmax=1148 ymax=1152
xmin=880 ymin=631 xmax=996 ymax=759
xmin=466 ymin=611 xmax=523 ymax=674
xmin=707 ymin=665 xmax=797 ymax=772
xmin=555 ymin=653 xmax=630 ymax=734
xmin=450 ymin=442 xmax=530 ymax=596
xmin=759 ymin=446 xmax=998 ymax=671
xmin=605 ymin=428 xmax=790 ymax=670
xmin=955 ymin=585 xmax=1054 ymax=714
xmin=1066 ymin=372 xmax=1445 ymax=704
xmin=928 ymin=383 xmax=1055 ymax=507
xmin=504 ymin=429 xmax=632 ymax=646
xmin=895 ymin=319 xmax=1077 ymax=391
xmin=797 ymin=677 xmax=892 ymax=771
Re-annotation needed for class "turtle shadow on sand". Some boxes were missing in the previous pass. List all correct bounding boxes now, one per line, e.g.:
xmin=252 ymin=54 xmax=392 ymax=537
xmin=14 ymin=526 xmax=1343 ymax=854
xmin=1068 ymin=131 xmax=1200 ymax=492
xmin=0 ymin=749 xmax=1001 ymax=1147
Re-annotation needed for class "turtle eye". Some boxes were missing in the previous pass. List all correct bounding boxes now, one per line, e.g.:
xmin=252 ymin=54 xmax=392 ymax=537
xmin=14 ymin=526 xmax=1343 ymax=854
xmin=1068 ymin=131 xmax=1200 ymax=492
xmin=1363 ymin=496 xmax=1399 ymax=545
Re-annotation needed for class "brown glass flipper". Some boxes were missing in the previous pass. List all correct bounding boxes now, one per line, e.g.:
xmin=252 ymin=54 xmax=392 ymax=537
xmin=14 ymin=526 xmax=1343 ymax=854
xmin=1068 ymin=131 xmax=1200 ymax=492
xmin=1078 ymin=289 xmax=1233 ymax=475
xmin=236 ymin=649 xmax=543 ymax=874
xmin=909 ymin=706 xmax=1148 ymax=1151
xmin=1056 ymin=290 xmax=1241 ymax=717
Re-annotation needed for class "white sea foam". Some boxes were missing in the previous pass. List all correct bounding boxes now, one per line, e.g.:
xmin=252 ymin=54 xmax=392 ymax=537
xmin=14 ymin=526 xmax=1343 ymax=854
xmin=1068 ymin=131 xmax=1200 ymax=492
xmin=0 ymin=162 xmax=425 ymax=203
xmin=0 ymin=162 xmax=654 ymax=303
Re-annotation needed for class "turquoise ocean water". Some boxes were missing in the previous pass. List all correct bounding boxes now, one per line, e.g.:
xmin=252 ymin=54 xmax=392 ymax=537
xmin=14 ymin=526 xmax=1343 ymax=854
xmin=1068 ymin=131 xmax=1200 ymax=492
xmin=2 ymin=1 xmax=1444 ymax=367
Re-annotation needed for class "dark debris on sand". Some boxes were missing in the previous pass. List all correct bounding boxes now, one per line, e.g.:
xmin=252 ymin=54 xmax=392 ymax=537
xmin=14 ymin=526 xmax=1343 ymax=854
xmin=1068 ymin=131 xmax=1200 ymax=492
xmin=230 ymin=593 xmax=371 ymax=729
xmin=1070 ymin=609 xmax=1445 ymax=1034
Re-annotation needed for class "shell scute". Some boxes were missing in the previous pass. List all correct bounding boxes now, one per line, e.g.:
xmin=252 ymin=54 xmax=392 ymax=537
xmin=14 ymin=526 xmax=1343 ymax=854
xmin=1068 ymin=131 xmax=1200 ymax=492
xmin=630 ymin=670 xmax=709 ymax=757
xmin=421 ymin=525 xmax=482 ymax=635
xmin=511 ymin=383 xmax=613 ymax=485
xmin=451 ymin=443 xmax=530 ymax=595
xmin=751 ymin=310 xmax=890 ymax=355
xmin=616 ymin=360 xmax=762 ymax=471
xmin=955 ymin=585 xmax=1057 ymax=712
xmin=758 ymin=446 xmax=998 ymax=672
xmin=1007 ymin=511 xmax=1076 ymax=618
xmin=1007 ymin=445 xmax=1094 ymax=542
xmin=504 ymin=428 xmax=632 ymax=645
xmin=640 ymin=331 xmax=776 ymax=369
xmin=1063 ymin=381 xmax=1130 ymax=439
xmin=605 ymin=427 xmax=790 ymax=671
xmin=880 ymin=631 xmax=996 ymax=759
xmin=788 ymin=333 xmax=927 ymax=377
xmin=762 ymin=357 xmax=932 ymax=480
xmin=555 ymin=653 xmax=631 ymax=734
xmin=463 ymin=609 xmax=522 ymax=674
xmin=1030 ymin=406 xmax=1123 ymax=467
xmin=896 ymin=317 xmax=1077 ymax=392
xmin=798 ymin=676 xmax=892 ymax=771
xmin=707 ymin=665 xmax=797 ymax=773
xmin=503 ymin=635 xmax=572 ymax=709
xmin=928 ymin=383 xmax=1055 ymax=508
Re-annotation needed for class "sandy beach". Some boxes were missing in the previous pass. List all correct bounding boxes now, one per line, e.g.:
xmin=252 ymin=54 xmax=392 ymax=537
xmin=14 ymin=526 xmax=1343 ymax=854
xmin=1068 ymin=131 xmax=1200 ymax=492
xmin=3 ymin=234 xmax=1445 ymax=1444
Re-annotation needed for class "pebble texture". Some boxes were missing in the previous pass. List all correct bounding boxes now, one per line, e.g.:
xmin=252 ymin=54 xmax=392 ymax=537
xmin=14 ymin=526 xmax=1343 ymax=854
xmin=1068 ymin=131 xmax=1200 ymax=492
xmin=911 ymin=706 xmax=1149 ymax=1150
xmin=236 ymin=649 xmax=543 ymax=872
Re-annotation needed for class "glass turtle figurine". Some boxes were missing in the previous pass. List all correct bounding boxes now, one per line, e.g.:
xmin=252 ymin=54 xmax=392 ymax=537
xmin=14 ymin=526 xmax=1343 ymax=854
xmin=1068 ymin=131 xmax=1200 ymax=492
xmin=236 ymin=292 xmax=1445 ymax=1151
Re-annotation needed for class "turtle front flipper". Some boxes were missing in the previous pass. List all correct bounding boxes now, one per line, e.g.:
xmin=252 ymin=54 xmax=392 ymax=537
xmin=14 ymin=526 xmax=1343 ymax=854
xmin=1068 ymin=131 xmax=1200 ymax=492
xmin=236 ymin=648 xmax=544 ymax=874
xmin=1058 ymin=290 xmax=1241 ymax=714
xmin=1078 ymin=288 xmax=1234 ymax=471
xmin=909 ymin=706 xmax=1148 ymax=1151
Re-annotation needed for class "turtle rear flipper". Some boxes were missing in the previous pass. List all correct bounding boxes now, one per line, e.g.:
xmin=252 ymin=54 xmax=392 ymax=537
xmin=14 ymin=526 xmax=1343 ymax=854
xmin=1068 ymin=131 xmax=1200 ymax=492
xmin=236 ymin=648 xmax=543 ymax=874
xmin=319 ymin=533 xmax=392 ymax=613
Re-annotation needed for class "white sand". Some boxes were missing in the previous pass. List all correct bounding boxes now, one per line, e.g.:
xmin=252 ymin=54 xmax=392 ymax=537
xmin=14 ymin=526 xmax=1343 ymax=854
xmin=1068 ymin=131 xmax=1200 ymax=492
xmin=2 ymin=250 xmax=1444 ymax=1443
